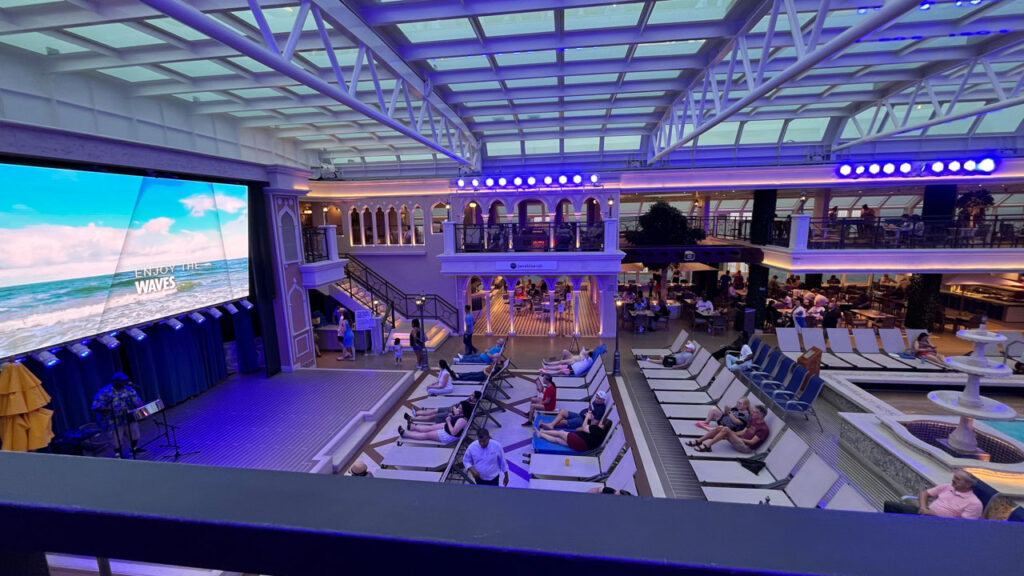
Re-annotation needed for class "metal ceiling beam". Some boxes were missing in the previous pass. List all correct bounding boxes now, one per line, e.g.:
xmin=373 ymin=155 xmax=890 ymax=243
xmin=649 ymin=0 xmax=921 ymax=163
xmin=139 ymin=0 xmax=476 ymax=166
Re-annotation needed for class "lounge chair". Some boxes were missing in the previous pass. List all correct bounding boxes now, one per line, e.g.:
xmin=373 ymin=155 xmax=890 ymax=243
xmin=800 ymin=328 xmax=853 ymax=368
xmin=529 ymin=425 xmax=626 ymax=480
xmin=632 ymin=329 xmax=689 ymax=357
xmin=528 ymin=447 xmax=636 ymax=493
xmin=552 ymin=355 xmax=605 ymax=388
xmin=772 ymin=374 xmax=825 ymax=431
xmin=880 ymin=329 xmax=941 ymax=371
xmin=663 ymin=378 xmax=747 ymax=420
xmin=641 ymin=348 xmax=711 ymax=379
xmin=689 ymin=429 xmax=809 ymax=487
xmin=646 ymin=358 xmax=722 ymax=392
xmin=370 ymin=469 xmax=443 ymax=482
xmin=655 ymin=373 xmax=738 ymax=405
xmin=379 ymin=445 xmax=454 ymax=471
xmin=824 ymin=483 xmax=877 ymax=512
xmin=775 ymin=328 xmax=804 ymax=361
xmin=679 ymin=411 xmax=786 ymax=455
xmin=558 ymin=369 xmax=608 ymax=401
xmin=826 ymin=328 xmax=883 ymax=369
xmin=701 ymin=453 xmax=839 ymax=507
xmin=850 ymin=328 xmax=918 ymax=369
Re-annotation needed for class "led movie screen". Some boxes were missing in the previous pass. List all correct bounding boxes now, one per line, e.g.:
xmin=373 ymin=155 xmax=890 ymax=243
xmin=0 ymin=163 xmax=249 ymax=359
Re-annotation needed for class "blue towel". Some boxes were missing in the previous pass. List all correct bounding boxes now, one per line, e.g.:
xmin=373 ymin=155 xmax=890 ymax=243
xmin=531 ymin=414 xmax=580 ymax=455
xmin=593 ymin=344 xmax=607 ymax=357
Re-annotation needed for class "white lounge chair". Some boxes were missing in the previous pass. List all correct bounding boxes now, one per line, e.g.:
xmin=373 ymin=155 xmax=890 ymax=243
xmin=558 ymin=371 xmax=608 ymax=401
xmin=371 ymin=469 xmax=443 ymax=482
xmin=775 ymin=328 xmax=805 ymax=361
xmin=701 ymin=453 xmax=839 ymax=507
xmin=881 ymin=328 xmax=941 ymax=370
xmin=800 ymin=328 xmax=853 ymax=368
xmin=552 ymin=356 xmax=605 ymax=388
xmin=413 ymin=395 xmax=470 ymax=409
xmin=529 ymin=425 xmax=626 ymax=480
xmin=850 ymin=328 xmax=918 ymax=369
xmin=646 ymin=358 xmax=721 ymax=392
xmin=641 ymin=348 xmax=712 ymax=379
xmin=689 ymin=429 xmax=808 ymax=487
xmin=632 ymin=329 xmax=689 ymax=357
xmin=528 ymin=447 xmax=636 ymax=493
xmin=824 ymin=483 xmax=877 ymax=512
xmin=655 ymin=373 xmax=738 ymax=405
xmin=660 ymin=377 xmax=744 ymax=419
xmin=380 ymin=446 xmax=454 ymax=471
xmin=826 ymin=328 xmax=882 ymax=369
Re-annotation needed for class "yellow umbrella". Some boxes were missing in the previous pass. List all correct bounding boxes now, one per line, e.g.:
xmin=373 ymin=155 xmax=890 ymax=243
xmin=0 ymin=361 xmax=54 ymax=452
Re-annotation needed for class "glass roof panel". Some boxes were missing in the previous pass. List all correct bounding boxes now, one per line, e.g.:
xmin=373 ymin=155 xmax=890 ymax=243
xmin=564 ymin=45 xmax=630 ymax=62
xmin=603 ymin=135 xmax=642 ymax=151
xmin=0 ymin=31 xmax=89 ymax=54
xmin=397 ymin=19 xmax=477 ymax=43
xmin=364 ymin=155 xmax=396 ymax=163
xmin=776 ymin=85 xmax=831 ymax=96
xmin=827 ymin=83 xmax=878 ymax=94
xmin=564 ymin=73 xmax=620 ymax=85
xmin=486 ymin=141 xmax=521 ymax=156
xmin=783 ymin=118 xmax=828 ymax=142
xmin=802 ymin=66 xmax=863 ymax=77
xmin=565 ymin=2 xmax=644 ymax=30
xmin=564 ymin=109 xmax=607 ymax=118
xmin=296 ymin=135 xmax=333 ymax=142
xmin=611 ymin=107 xmax=656 ymax=115
xmin=515 ymin=98 xmax=558 ymax=104
xmin=739 ymin=119 xmax=785 ymax=144
xmin=505 ymin=77 xmax=557 ymax=88
xmin=649 ymin=0 xmax=736 ymax=24
xmin=564 ymin=95 xmax=610 ymax=102
xmin=974 ymin=104 xmax=1024 ymax=134
xmin=564 ymin=137 xmax=601 ymax=153
xmin=447 ymin=81 xmax=502 ymax=91
xmin=525 ymin=139 xmax=560 ymax=154
xmin=146 ymin=18 xmax=208 ymax=41
xmin=227 ymin=56 xmax=275 ymax=73
xmin=520 ymin=111 xmax=559 ymax=119
xmin=285 ymin=85 xmax=319 ymax=96
xmin=399 ymin=154 xmax=435 ymax=161
xmin=520 ymin=127 xmax=556 ymax=133
xmin=750 ymin=8 xmax=813 ymax=33
xmin=279 ymin=107 xmax=324 ymax=115
xmin=696 ymin=122 xmax=739 ymax=146
xmin=622 ymin=70 xmax=680 ymax=82
xmin=478 ymin=10 xmax=553 ymax=37
xmin=462 ymin=100 xmax=508 ymax=107
xmin=0 ymin=0 xmax=63 ymax=6
xmin=494 ymin=51 xmax=556 ymax=66
xmin=162 ymin=60 xmax=236 ymax=78
xmin=925 ymin=101 xmax=985 ymax=135
xmin=617 ymin=91 xmax=666 ymax=99
xmin=173 ymin=92 xmax=231 ymax=102
xmin=228 ymin=110 xmax=275 ymax=117
xmin=428 ymin=55 xmax=490 ymax=70
xmin=299 ymin=49 xmax=360 ymax=69
xmin=845 ymin=39 xmax=914 ymax=54
xmin=97 ymin=66 xmax=170 ymax=83
xmin=633 ymin=40 xmax=704 ymax=58
xmin=67 ymin=23 xmax=164 ymax=48
xmin=232 ymin=8 xmax=318 ymax=34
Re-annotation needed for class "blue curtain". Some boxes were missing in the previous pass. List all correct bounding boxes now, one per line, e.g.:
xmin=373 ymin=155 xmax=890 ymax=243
xmin=232 ymin=307 xmax=260 ymax=374
xmin=22 ymin=343 xmax=122 ymax=436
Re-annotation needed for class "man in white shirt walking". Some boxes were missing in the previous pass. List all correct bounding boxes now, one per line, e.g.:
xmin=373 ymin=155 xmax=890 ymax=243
xmin=463 ymin=428 xmax=509 ymax=486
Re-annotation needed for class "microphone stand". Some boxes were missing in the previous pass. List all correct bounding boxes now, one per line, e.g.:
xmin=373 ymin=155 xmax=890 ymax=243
xmin=159 ymin=410 xmax=200 ymax=461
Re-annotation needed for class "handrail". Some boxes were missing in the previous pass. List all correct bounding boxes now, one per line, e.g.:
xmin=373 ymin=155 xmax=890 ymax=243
xmin=340 ymin=253 xmax=460 ymax=331
xmin=805 ymin=215 xmax=1024 ymax=250
xmin=452 ymin=222 xmax=605 ymax=253
xmin=302 ymin=227 xmax=329 ymax=263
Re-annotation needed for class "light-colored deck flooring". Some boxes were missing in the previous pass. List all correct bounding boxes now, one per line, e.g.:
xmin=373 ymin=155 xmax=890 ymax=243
xmin=484 ymin=288 xmax=601 ymax=337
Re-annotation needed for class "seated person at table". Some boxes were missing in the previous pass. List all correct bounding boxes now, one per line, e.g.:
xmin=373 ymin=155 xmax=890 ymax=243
xmin=539 ymin=350 xmax=594 ymax=376
xmin=538 ymin=390 xmax=608 ymax=431
xmin=425 ymin=360 xmax=457 ymax=396
xmin=643 ymin=342 xmax=697 ymax=367
xmin=456 ymin=356 xmax=503 ymax=382
xmin=695 ymin=296 xmax=714 ymax=314
xmin=883 ymin=470 xmax=982 ymax=519
xmin=827 ymin=275 xmax=841 ymax=286
xmin=536 ymin=417 xmax=613 ymax=452
xmin=880 ymin=273 xmax=895 ymax=285
xmin=792 ymin=302 xmax=807 ymax=329
xmin=455 ymin=339 xmax=505 ymax=364
xmin=785 ymin=274 xmax=800 ymax=288
xmin=686 ymin=405 xmax=769 ymax=453
xmin=655 ymin=301 xmax=670 ymax=319
xmin=725 ymin=342 xmax=754 ymax=371
xmin=893 ymin=277 xmax=909 ymax=299
xmin=822 ymin=302 xmax=842 ymax=329
xmin=767 ymin=275 xmax=781 ymax=295
xmin=774 ymin=294 xmax=792 ymax=309
xmin=807 ymin=303 xmax=825 ymax=321
xmin=407 ymin=393 xmax=480 ymax=424
xmin=911 ymin=332 xmax=945 ymax=366
xmin=398 ymin=409 xmax=468 ymax=445
xmin=522 ymin=374 xmax=557 ymax=426
xmin=850 ymin=292 xmax=871 ymax=309
xmin=542 ymin=347 xmax=587 ymax=368
xmin=695 ymin=396 xmax=751 ymax=431
xmin=634 ymin=296 xmax=648 ymax=310
xmin=899 ymin=214 xmax=914 ymax=234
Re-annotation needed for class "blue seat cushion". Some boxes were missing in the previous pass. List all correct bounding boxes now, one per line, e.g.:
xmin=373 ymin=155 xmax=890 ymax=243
xmin=530 ymin=414 xmax=579 ymax=455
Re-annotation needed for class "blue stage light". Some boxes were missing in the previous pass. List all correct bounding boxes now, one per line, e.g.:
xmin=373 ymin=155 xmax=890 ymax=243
xmin=32 ymin=350 xmax=59 ymax=367
xmin=543 ymin=176 xmax=553 ymax=185
xmin=485 ymin=177 xmax=495 ymax=187
xmin=513 ymin=176 xmax=523 ymax=186
xmin=558 ymin=175 xmax=568 ymax=185
xmin=224 ymin=303 xmax=239 ymax=315
xmin=471 ymin=178 xmax=480 ymax=187
xmin=67 ymin=342 xmax=91 ymax=358
xmin=963 ymin=160 xmax=977 ymax=172
xmin=189 ymin=311 xmax=206 ymax=324
xmin=899 ymin=162 xmax=913 ymax=174
xmin=868 ymin=163 xmax=881 ymax=175
xmin=572 ymin=175 xmax=583 ymax=185
xmin=527 ymin=176 xmax=536 ymax=186
xmin=127 ymin=327 xmax=147 ymax=341
xmin=947 ymin=160 xmax=961 ymax=172
xmin=590 ymin=174 xmax=599 ymax=183
xmin=919 ymin=1 xmax=932 ymax=10
xmin=882 ymin=163 xmax=896 ymax=175
xmin=978 ymin=158 xmax=996 ymax=172
xmin=166 ymin=318 xmax=184 ymax=331
xmin=240 ymin=299 xmax=254 ymax=310
xmin=456 ymin=178 xmax=465 ymax=188
xmin=97 ymin=333 xmax=120 ymax=349
xmin=838 ymin=164 xmax=853 ymax=177
xmin=930 ymin=161 xmax=945 ymax=173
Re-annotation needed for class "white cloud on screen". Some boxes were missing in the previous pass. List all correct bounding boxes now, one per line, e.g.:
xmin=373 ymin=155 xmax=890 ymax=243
xmin=180 ymin=193 xmax=247 ymax=217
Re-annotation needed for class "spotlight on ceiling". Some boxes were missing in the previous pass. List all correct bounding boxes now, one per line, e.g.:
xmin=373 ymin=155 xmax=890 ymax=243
xmin=471 ymin=178 xmax=480 ymax=187
xmin=963 ymin=160 xmax=977 ymax=172
xmin=838 ymin=164 xmax=853 ymax=177
xmin=166 ymin=318 xmax=184 ymax=331
xmin=32 ymin=350 xmax=60 ymax=367
xmin=513 ymin=176 xmax=523 ymax=186
xmin=97 ymin=333 xmax=120 ymax=350
xmin=930 ymin=161 xmax=945 ymax=173
xmin=899 ymin=162 xmax=913 ymax=174
xmin=854 ymin=165 xmax=866 ymax=176
xmin=572 ymin=174 xmax=583 ymax=185
xmin=456 ymin=178 xmax=465 ymax=188
xmin=206 ymin=307 xmax=223 ymax=319
xmin=977 ymin=158 xmax=996 ymax=172
xmin=947 ymin=160 xmax=961 ymax=172
xmin=485 ymin=177 xmax=494 ymax=187
xmin=127 ymin=327 xmax=147 ymax=341
xmin=558 ymin=175 xmax=568 ymax=185
xmin=67 ymin=342 xmax=91 ymax=358
xmin=497 ymin=177 xmax=507 ymax=186
xmin=527 ymin=176 xmax=536 ymax=186
xmin=189 ymin=311 xmax=206 ymax=324
xmin=590 ymin=174 xmax=599 ymax=184
xmin=882 ymin=163 xmax=896 ymax=175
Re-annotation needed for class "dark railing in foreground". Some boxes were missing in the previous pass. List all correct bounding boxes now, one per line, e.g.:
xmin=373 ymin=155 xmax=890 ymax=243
xmin=302 ymin=227 xmax=329 ymax=263
xmin=806 ymin=215 xmax=1024 ymax=250
xmin=454 ymin=222 xmax=605 ymax=253
xmin=0 ymin=451 xmax=1020 ymax=576
xmin=340 ymin=253 xmax=459 ymax=330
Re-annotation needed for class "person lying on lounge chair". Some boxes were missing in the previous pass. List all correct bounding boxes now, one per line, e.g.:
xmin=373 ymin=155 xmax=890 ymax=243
xmin=686 ymin=405 xmax=769 ymax=453
xmin=911 ymin=332 xmax=946 ymax=367
xmin=535 ymin=417 xmax=612 ymax=452
xmin=456 ymin=356 xmax=503 ymax=382
xmin=405 ymin=400 xmax=475 ymax=428
xmin=538 ymin=350 xmax=594 ymax=376
xmin=537 ymin=391 xmax=607 ymax=431
xmin=398 ymin=410 xmax=468 ymax=445
xmin=641 ymin=342 xmax=696 ymax=368
xmin=455 ymin=339 xmax=505 ymax=364
xmin=407 ymin=392 xmax=480 ymax=424
xmin=541 ymin=347 xmax=587 ymax=369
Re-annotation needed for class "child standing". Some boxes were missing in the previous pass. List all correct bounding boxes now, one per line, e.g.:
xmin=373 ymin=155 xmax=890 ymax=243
xmin=391 ymin=337 xmax=404 ymax=366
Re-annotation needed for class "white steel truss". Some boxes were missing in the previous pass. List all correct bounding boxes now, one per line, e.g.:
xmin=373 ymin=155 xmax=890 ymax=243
xmin=140 ymin=0 xmax=479 ymax=166
xmin=648 ymin=0 xmax=920 ymax=163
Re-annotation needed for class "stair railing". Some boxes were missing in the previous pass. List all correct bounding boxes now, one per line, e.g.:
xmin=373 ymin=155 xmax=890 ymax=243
xmin=339 ymin=253 xmax=460 ymax=331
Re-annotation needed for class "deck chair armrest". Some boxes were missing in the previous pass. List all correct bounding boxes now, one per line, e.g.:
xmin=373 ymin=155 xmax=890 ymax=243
xmin=747 ymin=371 xmax=770 ymax=379
xmin=771 ymin=390 xmax=797 ymax=402
xmin=782 ymin=399 xmax=810 ymax=411
xmin=759 ymin=378 xmax=783 ymax=389
xmin=585 ymin=472 xmax=611 ymax=483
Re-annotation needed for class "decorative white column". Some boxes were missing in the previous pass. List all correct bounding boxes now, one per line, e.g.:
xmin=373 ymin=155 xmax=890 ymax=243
xmin=507 ymin=276 xmax=518 ymax=336
xmin=571 ymin=276 xmax=584 ymax=336
xmin=482 ymin=277 xmax=493 ymax=335
xmin=318 ymin=225 xmax=338 ymax=260
xmin=597 ymin=276 xmax=617 ymax=338
xmin=371 ymin=210 xmax=379 ymax=246
xmin=790 ymin=214 xmax=811 ymax=251
xmin=545 ymin=276 xmax=557 ymax=337
xmin=454 ymin=276 xmax=467 ymax=335
xmin=358 ymin=211 xmax=366 ymax=246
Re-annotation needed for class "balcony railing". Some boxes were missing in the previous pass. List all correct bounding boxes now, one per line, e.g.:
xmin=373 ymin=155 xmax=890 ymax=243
xmin=302 ymin=227 xmax=329 ymax=263
xmin=806 ymin=215 xmax=1024 ymax=250
xmin=708 ymin=217 xmax=790 ymax=247
xmin=452 ymin=222 xmax=605 ymax=253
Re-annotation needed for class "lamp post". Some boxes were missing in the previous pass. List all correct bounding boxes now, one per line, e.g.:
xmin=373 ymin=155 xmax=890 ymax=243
xmin=613 ymin=295 xmax=622 ymax=376
xmin=607 ymin=198 xmax=614 ymax=218
xmin=415 ymin=294 xmax=427 ymax=369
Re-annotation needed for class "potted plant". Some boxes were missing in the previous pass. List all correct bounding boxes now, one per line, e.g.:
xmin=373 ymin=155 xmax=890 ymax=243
xmin=624 ymin=201 xmax=706 ymax=302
